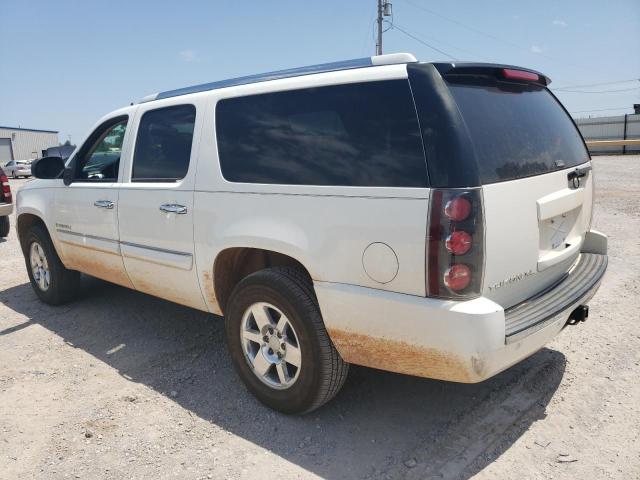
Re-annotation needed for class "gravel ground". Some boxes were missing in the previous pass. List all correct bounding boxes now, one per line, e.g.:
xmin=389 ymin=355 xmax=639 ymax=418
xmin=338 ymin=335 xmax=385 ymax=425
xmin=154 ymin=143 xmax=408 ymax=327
xmin=1 ymin=156 xmax=639 ymax=480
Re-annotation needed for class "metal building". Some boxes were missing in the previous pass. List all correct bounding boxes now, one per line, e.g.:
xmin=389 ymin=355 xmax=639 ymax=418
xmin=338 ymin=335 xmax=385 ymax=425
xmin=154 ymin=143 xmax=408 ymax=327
xmin=574 ymin=114 xmax=640 ymax=155
xmin=0 ymin=126 xmax=59 ymax=164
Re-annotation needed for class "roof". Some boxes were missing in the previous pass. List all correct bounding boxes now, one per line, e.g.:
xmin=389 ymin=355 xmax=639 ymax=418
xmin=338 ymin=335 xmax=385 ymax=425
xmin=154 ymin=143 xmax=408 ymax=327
xmin=140 ymin=52 xmax=418 ymax=104
xmin=0 ymin=126 xmax=59 ymax=134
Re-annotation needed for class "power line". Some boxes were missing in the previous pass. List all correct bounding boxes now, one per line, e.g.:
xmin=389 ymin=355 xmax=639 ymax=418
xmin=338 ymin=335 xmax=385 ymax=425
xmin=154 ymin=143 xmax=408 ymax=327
xmin=396 ymin=1 xmax=640 ymax=95
xmin=398 ymin=0 xmax=592 ymax=79
xmin=400 ymin=0 xmax=524 ymax=51
xmin=380 ymin=0 xmax=491 ymax=61
xmin=555 ymin=86 xmax=640 ymax=94
xmin=569 ymin=106 xmax=634 ymax=114
xmin=393 ymin=23 xmax=491 ymax=60
xmin=389 ymin=22 xmax=457 ymax=60
xmin=552 ymin=78 xmax=640 ymax=91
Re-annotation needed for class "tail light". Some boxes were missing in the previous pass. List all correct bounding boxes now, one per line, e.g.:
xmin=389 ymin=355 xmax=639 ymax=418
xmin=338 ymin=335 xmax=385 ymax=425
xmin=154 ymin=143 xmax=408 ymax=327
xmin=0 ymin=171 xmax=11 ymax=204
xmin=427 ymin=188 xmax=484 ymax=299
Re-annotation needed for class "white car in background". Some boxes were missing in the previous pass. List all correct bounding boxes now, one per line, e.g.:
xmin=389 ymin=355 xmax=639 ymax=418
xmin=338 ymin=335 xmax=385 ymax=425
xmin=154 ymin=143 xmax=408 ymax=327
xmin=3 ymin=159 xmax=32 ymax=178
xmin=16 ymin=53 xmax=608 ymax=414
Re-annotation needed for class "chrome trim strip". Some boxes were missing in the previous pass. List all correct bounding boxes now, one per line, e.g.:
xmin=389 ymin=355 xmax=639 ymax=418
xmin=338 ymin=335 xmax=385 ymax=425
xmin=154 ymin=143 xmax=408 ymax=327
xmin=55 ymin=229 xmax=192 ymax=257
xmin=120 ymin=240 xmax=192 ymax=257
xmin=56 ymin=229 xmax=118 ymax=244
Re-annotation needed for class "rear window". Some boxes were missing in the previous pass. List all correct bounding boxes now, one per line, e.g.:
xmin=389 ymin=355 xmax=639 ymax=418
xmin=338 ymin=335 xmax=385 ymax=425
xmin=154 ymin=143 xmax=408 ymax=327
xmin=215 ymin=80 xmax=427 ymax=187
xmin=447 ymin=78 xmax=589 ymax=183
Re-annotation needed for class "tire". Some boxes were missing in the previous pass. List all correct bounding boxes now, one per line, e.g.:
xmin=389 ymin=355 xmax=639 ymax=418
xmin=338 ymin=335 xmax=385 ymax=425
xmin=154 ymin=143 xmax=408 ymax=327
xmin=24 ymin=224 xmax=80 ymax=305
xmin=225 ymin=267 xmax=349 ymax=414
xmin=0 ymin=216 xmax=9 ymax=237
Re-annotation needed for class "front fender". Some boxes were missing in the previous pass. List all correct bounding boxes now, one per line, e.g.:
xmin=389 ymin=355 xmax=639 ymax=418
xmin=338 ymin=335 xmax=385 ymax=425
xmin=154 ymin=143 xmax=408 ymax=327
xmin=16 ymin=181 xmax=66 ymax=262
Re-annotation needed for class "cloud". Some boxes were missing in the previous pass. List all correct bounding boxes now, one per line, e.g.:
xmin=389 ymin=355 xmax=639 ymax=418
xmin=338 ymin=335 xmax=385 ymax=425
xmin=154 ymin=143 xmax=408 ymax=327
xmin=179 ymin=49 xmax=198 ymax=62
xmin=530 ymin=45 xmax=543 ymax=54
xmin=552 ymin=19 xmax=568 ymax=27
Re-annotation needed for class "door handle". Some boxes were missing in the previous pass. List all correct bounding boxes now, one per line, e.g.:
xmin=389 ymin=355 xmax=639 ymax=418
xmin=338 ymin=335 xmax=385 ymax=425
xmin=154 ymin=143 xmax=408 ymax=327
xmin=159 ymin=203 xmax=187 ymax=214
xmin=94 ymin=200 xmax=114 ymax=209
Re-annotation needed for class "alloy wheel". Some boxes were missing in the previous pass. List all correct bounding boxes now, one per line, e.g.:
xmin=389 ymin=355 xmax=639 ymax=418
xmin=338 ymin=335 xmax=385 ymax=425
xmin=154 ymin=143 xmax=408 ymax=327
xmin=30 ymin=242 xmax=50 ymax=291
xmin=240 ymin=302 xmax=302 ymax=389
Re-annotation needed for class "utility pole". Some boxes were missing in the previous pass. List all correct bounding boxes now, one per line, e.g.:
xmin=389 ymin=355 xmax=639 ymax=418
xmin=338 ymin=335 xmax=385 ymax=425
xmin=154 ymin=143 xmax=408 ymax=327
xmin=376 ymin=0 xmax=383 ymax=55
xmin=376 ymin=0 xmax=392 ymax=55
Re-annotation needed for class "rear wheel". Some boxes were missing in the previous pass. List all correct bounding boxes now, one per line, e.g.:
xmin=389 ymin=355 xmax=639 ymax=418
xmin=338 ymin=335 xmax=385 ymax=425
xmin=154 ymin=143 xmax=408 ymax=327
xmin=225 ymin=267 xmax=349 ymax=414
xmin=24 ymin=225 xmax=80 ymax=305
xmin=0 ymin=216 xmax=9 ymax=237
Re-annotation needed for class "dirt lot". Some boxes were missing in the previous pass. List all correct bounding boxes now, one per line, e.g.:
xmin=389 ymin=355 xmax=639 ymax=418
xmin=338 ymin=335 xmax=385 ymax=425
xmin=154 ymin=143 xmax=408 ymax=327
xmin=1 ymin=156 xmax=639 ymax=480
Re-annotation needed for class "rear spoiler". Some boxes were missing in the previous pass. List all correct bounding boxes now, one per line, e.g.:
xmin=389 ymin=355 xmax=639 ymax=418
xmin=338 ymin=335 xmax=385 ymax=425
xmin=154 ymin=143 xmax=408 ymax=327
xmin=431 ymin=62 xmax=551 ymax=87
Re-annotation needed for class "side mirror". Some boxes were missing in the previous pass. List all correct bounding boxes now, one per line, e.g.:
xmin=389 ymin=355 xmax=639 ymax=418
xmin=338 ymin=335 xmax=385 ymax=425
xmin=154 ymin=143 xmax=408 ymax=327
xmin=31 ymin=156 xmax=65 ymax=179
xmin=63 ymin=160 xmax=75 ymax=186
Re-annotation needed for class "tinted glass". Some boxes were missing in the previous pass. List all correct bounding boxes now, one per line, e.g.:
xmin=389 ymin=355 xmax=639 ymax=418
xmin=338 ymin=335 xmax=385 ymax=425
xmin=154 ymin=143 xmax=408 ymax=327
xmin=77 ymin=120 xmax=127 ymax=181
xmin=133 ymin=105 xmax=196 ymax=182
xmin=216 ymin=80 xmax=427 ymax=187
xmin=447 ymin=78 xmax=589 ymax=184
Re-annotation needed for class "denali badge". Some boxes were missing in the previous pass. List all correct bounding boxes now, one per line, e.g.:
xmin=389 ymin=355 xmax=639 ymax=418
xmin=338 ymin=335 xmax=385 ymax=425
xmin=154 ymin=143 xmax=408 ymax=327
xmin=488 ymin=270 xmax=535 ymax=291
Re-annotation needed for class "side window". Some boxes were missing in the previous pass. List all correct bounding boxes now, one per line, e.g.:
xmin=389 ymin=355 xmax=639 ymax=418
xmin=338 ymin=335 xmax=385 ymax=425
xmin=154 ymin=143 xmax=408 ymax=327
xmin=75 ymin=118 xmax=128 ymax=181
xmin=132 ymin=104 xmax=196 ymax=182
xmin=215 ymin=80 xmax=427 ymax=187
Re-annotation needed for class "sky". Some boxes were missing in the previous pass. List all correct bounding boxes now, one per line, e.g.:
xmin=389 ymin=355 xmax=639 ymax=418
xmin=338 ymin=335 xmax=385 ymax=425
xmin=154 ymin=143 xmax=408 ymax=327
xmin=1 ymin=0 xmax=639 ymax=145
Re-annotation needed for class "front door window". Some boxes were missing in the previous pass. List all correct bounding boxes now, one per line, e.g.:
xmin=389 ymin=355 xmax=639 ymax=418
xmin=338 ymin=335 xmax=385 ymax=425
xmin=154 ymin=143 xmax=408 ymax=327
xmin=75 ymin=119 xmax=128 ymax=181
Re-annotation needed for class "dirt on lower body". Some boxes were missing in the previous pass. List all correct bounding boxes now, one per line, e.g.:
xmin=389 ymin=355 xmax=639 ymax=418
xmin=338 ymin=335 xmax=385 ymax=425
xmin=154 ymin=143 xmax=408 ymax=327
xmin=1 ymin=157 xmax=639 ymax=479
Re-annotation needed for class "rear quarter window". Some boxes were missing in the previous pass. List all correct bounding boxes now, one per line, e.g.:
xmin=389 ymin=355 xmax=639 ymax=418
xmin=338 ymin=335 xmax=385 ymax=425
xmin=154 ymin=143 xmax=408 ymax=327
xmin=215 ymin=80 xmax=428 ymax=187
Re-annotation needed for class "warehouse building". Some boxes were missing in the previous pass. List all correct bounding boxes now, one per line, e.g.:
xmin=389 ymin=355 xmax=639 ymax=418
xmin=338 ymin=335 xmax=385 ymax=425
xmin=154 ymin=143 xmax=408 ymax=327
xmin=0 ymin=126 xmax=59 ymax=164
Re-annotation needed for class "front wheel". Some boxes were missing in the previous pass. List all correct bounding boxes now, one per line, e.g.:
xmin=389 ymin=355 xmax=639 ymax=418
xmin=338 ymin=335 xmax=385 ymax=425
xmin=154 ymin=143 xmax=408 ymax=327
xmin=225 ymin=267 xmax=349 ymax=414
xmin=24 ymin=225 xmax=80 ymax=305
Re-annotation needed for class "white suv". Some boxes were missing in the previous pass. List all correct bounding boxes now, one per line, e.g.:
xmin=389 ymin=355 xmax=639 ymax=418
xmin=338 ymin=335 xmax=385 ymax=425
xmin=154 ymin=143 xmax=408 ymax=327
xmin=17 ymin=53 xmax=608 ymax=413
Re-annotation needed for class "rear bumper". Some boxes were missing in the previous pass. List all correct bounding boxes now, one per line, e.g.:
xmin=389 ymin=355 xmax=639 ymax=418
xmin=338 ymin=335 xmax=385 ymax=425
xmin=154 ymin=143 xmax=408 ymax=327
xmin=505 ymin=253 xmax=607 ymax=343
xmin=14 ymin=168 xmax=31 ymax=176
xmin=0 ymin=202 xmax=12 ymax=217
xmin=317 ymin=241 xmax=607 ymax=383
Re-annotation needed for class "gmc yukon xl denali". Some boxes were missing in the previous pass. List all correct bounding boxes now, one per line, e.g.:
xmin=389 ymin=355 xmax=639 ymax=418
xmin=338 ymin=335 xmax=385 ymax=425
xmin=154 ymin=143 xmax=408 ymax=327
xmin=17 ymin=53 xmax=607 ymax=413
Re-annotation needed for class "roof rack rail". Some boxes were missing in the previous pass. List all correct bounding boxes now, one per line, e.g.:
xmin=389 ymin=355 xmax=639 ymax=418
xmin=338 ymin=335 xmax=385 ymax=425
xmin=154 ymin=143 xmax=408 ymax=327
xmin=139 ymin=52 xmax=417 ymax=103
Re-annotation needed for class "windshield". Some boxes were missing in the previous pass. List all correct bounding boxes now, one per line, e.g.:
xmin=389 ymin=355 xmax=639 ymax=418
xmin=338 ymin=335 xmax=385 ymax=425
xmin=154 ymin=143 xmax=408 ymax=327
xmin=447 ymin=77 xmax=589 ymax=183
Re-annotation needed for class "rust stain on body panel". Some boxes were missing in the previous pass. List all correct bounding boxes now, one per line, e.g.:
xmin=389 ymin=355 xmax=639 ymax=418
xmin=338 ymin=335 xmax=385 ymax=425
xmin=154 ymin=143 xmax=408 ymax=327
xmin=131 ymin=276 xmax=197 ymax=309
xmin=327 ymin=328 xmax=475 ymax=382
xmin=202 ymin=270 xmax=222 ymax=315
xmin=64 ymin=247 xmax=133 ymax=289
